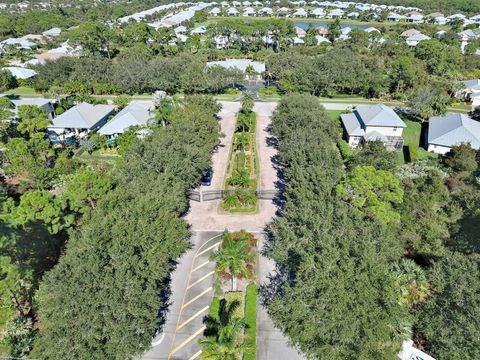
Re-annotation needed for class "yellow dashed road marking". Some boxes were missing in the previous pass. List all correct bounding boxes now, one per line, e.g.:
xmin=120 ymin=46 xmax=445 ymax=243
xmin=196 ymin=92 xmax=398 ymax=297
xmin=189 ymin=350 xmax=202 ymax=360
xmin=181 ymin=287 xmax=213 ymax=309
xmin=169 ymin=326 xmax=206 ymax=357
xmin=177 ymin=306 xmax=210 ymax=331
xmin=192 ymin=260 xmax=211 ymax=273
xmin=186 ymin=271 xmax=215 ymax=290
xmin=196 ymin=242 xmax=220 ymax=258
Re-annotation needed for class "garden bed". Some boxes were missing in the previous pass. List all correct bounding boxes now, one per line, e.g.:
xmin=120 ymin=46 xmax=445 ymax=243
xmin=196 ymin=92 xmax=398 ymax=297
xmin=222 ymin=110 xmax=259 ymax=212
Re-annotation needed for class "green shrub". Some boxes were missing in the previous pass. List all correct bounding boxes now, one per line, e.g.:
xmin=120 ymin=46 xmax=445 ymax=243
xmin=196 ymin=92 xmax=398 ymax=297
xmin=236 ymin=152 xmax=246 ymax=173
xmin=244 ymin=284 xmax=257 ymax=360
xmin=337 ymin=139 xmax=354 ymax=159
xmin=225 ymin=88 xmax=239 ymax=95
xmin=209 ymin=296 xmax=220 ymax=321
xmin=408 ymin=144 xmax=419 ymax=162
xmin=259 ymin=86 xmax=278 ymax=97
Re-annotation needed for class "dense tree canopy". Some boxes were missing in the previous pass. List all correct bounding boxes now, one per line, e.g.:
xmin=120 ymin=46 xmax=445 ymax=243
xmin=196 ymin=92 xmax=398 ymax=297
xmin=32 ymin=96 xmax=221 ymax=359
xmin=265 ymin=94 xmax=409 ymax=360
xmin=417 ymin=252 xmax=480 ymax=359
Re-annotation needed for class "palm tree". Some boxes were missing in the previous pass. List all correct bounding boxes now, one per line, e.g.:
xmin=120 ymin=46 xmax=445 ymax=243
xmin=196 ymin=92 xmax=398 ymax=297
xmin=210 ymin=231 xmax=255 ymax=291
xmin=199 ymin=299 xmax=249 ymax=359
xmin=199 ymin=322 xmax=248 ymax=360
xmin=393 ymin=258 xmax=430 ymax=306
xmin=234 ymin=133 xmax=250 ymax=152
xmin=240 ymin=91 xmax=255 ymax=114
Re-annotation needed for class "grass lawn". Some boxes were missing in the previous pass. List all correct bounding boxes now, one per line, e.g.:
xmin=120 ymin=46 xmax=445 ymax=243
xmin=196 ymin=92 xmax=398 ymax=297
xmin=244 ymin=284 xmax=257 ymax=360
xmin=6 ymin=86 xmax=42 ymax=97
xmin=224 ymin=291 xmax=245 ymax=319
xmin=325 ymin=109 xmax=345 ymax=122
xmin=402 ymin=119 xmax=438 ymax=162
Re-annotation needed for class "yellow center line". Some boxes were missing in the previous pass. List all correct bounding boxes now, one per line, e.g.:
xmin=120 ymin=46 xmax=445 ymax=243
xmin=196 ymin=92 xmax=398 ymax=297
xmin=195 ymin=242 xmax=221 ymax=258
xmin=177 ymin=306 xmax=210 ymax=331
xmin=181 ymin=287 xmax=213 ymax=309
xmin=169 ymin=326 xmax=206 ymax=357
xmin=192 ymin=260 xmax=211 ymax=273
xmin=186 ymin=271 xmax=215 ymax=290
xmin=189 ymin=350 xmax=202 ymax=360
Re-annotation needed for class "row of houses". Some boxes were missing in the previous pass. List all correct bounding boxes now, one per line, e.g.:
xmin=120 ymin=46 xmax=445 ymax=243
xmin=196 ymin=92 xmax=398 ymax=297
xmin=47 ymin=102 xmax=154 ymax=143
xmin=0 ymin=96 xmax=154 ymax=143
xmin=340 ymin=103 xmax=480 ymax=155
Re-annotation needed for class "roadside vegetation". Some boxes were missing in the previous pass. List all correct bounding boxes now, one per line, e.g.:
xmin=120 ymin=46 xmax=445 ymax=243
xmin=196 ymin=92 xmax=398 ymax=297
xmin=31 ymin=97 xmax=220 ymax=359
xmin=199 ymin=230 xmax=257 ymax=359
xmin=223 ymin=92 xmax=259 ymax=212
xmin=265 ymin=93 xmax=480 ymax=359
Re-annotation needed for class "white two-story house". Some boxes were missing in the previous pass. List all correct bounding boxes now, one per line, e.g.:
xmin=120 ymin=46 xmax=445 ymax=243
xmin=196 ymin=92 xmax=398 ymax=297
xmin=341 ymin=104 xmax=406 ymax=151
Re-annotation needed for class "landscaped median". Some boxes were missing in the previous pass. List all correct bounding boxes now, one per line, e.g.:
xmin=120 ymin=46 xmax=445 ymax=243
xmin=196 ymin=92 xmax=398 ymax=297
xmin=198 ymin=230 xmax=258 ymax=359
xmin=222 ymin=93 xmax=259 ymax=213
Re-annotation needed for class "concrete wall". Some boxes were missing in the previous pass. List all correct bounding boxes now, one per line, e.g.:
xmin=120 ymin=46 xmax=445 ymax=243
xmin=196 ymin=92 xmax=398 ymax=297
xmin=365 ymin=125 xmax=404 ymax=137
xmin=427 ymin=143 xmax=451 ymax=154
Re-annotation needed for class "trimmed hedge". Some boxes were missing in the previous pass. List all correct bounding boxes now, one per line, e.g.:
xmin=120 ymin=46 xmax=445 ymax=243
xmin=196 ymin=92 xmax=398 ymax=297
xmin=244 ymin=284 xmax=257 ymax=360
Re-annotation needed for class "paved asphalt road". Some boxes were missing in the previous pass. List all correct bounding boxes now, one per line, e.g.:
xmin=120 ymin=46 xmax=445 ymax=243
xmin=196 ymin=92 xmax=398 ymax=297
xmin=143 ymin=101 xmax=305 ymax=360
xmin=142 ymin=231 xmax=222 ymax=360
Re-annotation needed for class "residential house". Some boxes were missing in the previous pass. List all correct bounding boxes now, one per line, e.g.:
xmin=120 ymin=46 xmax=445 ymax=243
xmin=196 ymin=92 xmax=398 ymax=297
xmin=328 ymin=9 xmax=344 ymax=19
xmin=427 ymin=112 xmax=480 ymax=154
xmin=206 ymin=59 xmax=265 ymax=80
xmin=2 ymin=67 xmax=37 ymax=79
xmin=470 ymin=14 xmax=480 ymax=23
xmin=258 ymin=7 xmax=273 ymax=16
xmin=456 ymin=79 xmax=480 ymax=107
xmin=293 ymin=36 xmax=305 ymax=45
xmin=458 ymin=29 xmax=480 ymax=53
xmin=447 ymin=13 xmax=467 ymax=23
xmin=295 ymin=26 xmax=306 ymax=38
xmin=11 ymin=98 xmax=56 ymax=119
xmin=191 ymin=25 xmax=207 ymax=35
xmin=387 ymin=12 xmax=405 ymax=22
xmin=406 ymin=11 xmax=424 ymax=23
xmin=276 ymin=7 xmax=290 ymax=17
xmin=0 ymin=38 xmax=37 ymax=51
xmin=315 ymin=35 xmax=331 ymax=45
xmin=226 ymin=7 xmax=239 ymax=16
xmin=401 ymin=28 xmax=421 ymax=37
xmin=214 ymin=35 xmax=229 ymax=49
xmin=242 ymin=1 xmax=252 ymax=6
xmin=232 ymin=1 xmax=241 ymax=7
xmin=309 ymin=8 xmax=325 ymax=18
xmin=209 ymin=7 xmax=221 ymax=16
xmin=406 ymin=33 xmax=431 ymax=47
xmin=42 ymin=27 xmax=62 ymax=37
xmin=293 ymin=8 xmax=307 ymax=17
xmin=340 ymin=104 xmax=406 ymax=151
xmin=48 ymin=102 xmax=115 ymax=142
xmin=365 ymin=27 xmax=381 ymax=34
xmin=346 ymin=12 xmax=359 ymax=19
xmin=98 ymin=102 xmax=153 ymax=138
xmin=243 ymin=7 xmax=256 ymax=16
xmin=398 ymin=340 xmax=436 ymax=360
xmin=426 ymin=12 xmax=446 ymax=24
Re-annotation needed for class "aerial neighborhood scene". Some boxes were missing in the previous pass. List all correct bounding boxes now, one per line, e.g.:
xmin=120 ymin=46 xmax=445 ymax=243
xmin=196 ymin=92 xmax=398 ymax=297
xmin=1 ymin=0 xmax=480 ymax=359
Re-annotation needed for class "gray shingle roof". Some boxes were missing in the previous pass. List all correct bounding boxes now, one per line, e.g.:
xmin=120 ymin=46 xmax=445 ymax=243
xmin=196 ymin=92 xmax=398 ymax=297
xmin=428 ymin=112 xmax=480 ymax=149
xmin=354 ymin=104 xmax=406 ymax=128
xmin=462 ymin=79 xmax=480 ymax=90
xmin=49 ymin=102 xmax=115 ymax=130
xmin=98 ymin=102 xmax=152 ymax=136
xmin=341 ymin=112 xmax=365 ymax=136
xmin=206 ymin=59 xmax=265 ymax=73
